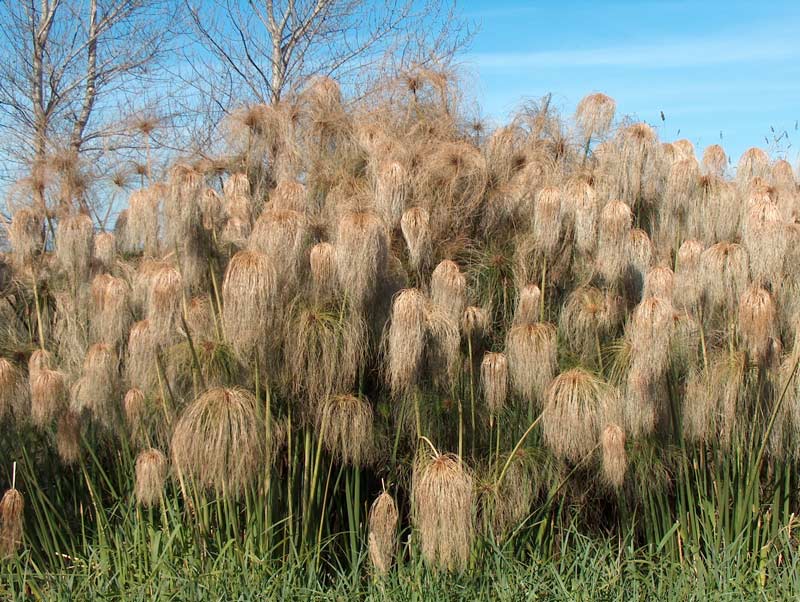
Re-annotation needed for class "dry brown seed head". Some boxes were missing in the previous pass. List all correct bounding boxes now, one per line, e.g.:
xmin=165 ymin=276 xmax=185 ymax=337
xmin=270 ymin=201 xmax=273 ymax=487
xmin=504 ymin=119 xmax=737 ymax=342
xmin=596 ymin=200 xmax=632 ymax=283
xmin=643 ymin=265 xmax=675 ymax=300
xmin=674 ymin=239 xmax=705 ymax=311
xmin=543 ymin=368 xmax=621 ymax=462
xmin=400 ymin=207 xmax=431 ymax=271
xmin=335 ymin=211 xmax=388 ymax=307
xmin=737 ymin=147 xmax=770 ymax=188
xmin=8 ymin=208 xmax=43 ymax=264
xmin=700 ymin=242 xmax=749 ymax=312
xmin=738 ymin=286 xmax=777 ymax=364
xmin=702 ymin=144 xmax=727 ymax=176
xmin=90 ymin=273 xmax=131 ymax=346
xmin=601 ymin=423 xmax=627 ymax=489
xmin=575 ymin=92 xmax=616 ymax=139
xmin=221 ymin=250 xmax=277 ymax=358
xmin=30 ymin=369 xmax=67 ymax=427
xmin=0 ymin=358 xmax=28 ymax=422
xmin=375 ymin=161 xmax=408 ymax=227
xmin=368 ymin=491 xmax=399 ymax=575
xmin=171 ymin=387 xmax=265 ymax=495
xmin=506 ymin=321 xmax=557 ymax=406
xmin=513 ymin=284 xmax=541 ymax=327
xmin=135 ymin=448 xmax=168 ymax=507
xmin=318 ymin=394 xmax=374 ymax=466
xmin=481 ymin=352 xmax=508 ymax=415
xmin=55 ymin=213 xmax=94 ymax=280
xmin=461 ymin=306 xmax=490 ymax=341
xmin=223 ymin=173 xmax=250 ymax=199
xmin=0 ymin=488 xmax=24 ymax=558
xmin=127 ymin=188 xmax=160 ymax=256
xmin=386 ymin=288 xmax=427 ymax=396
xmin=123 ymin=387 xmax=147 ymax=444
xmin=411 ymin=452 xmax=474 ymax=571
xmin=93 ymin=232 xmax=116 ymax=269
xmin=431 ymin=260 xmax=466 ymax=322
xmin=56 ymin=410 xmax=81 ymax=464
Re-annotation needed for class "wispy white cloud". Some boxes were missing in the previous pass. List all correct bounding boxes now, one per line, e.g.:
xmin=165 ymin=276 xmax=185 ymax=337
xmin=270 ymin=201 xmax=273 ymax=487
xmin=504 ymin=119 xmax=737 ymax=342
xmin=467 ymin=27 xmax=799 ymax=69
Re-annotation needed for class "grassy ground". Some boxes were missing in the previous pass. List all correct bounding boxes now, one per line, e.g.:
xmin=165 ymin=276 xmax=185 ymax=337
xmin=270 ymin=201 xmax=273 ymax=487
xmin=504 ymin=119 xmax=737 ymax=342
xmin=4 ymin=526 xmax=800 ymax=601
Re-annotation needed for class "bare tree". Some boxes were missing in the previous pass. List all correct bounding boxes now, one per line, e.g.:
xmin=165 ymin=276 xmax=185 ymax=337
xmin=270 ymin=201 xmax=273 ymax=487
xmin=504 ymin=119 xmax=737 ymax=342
xmin=0 ymin=0 xmax=179 ymax=214
xmin=183 ymin=0 xmax=469 ymax=108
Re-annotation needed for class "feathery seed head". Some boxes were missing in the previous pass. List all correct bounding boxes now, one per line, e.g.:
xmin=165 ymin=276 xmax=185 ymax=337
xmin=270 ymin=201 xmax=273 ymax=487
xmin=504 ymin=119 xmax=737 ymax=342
xmin=0 ymin=358 xmax=28 ymax=422
xmin=8 ymin=208 xmax=43 ymax=265
xmin=738 ymin=286 xmax=777 ymax=364
xmin=0 ymin=487 xmax=24 ymax=558
xmin=147 ymin=264 xmax=183 ymax=334
xmin=135 ymin=448 xmax=168 ymax=507
xmin=368 ymin=491 xmax=399 ymax=575
xmin=702 ymin=144 xmax=727 ymax=176
xmin=318 ymin=394 xmax=374 ymax=466
xmin=701 ymin=243 xmax=749 ymax=312
xmin=461 ymin=305 xmax=490 ymax=342
xmin=601 ymin=423 xmax=627 ymax=488
xmin=412 ymin=452 xmax=474 ymax=571
xmin=481 ymin=352 xmax=508 ymax=415
xmin=55 ymin=213 xmax=94 ymax=280
xmin=387 ymin=288 xmax=427 ymax=396
xmin=56 ymin=410 xmax=81 ymax=464
xmin=506 ymin=321 xmax=557 ymax=406
xmin=674 ymin=240 xmax=705 ymax=311
xmin=642 ymin=265 xmax=675 ymax=300
xmin=335 ymin=211 xmax=388 ymax=307
xmin=93 ymin=232 xmax=116 ymax=269
xmin=400 ymin=207 xmax=431 ymax=271
xmin=90 ymin=273 xmax=131 ymax=346
xmin=543 ymin=368 xmax=621 ymax=462
xmin=513 ymin=284 xmax=541 ymax=327
xmin=575 ymin=92 xmax=616 ymax=139
xmin=596 ymin=200 xmax=632 ymax=283
xmin=375 ymin=160 xmax=408 ymax=227
xmin=222 ymin=250 xmax=277 ymax=358
xmin=30 ymin=369 xmax=67 ymax=427
xmin=431 ymin=260 xmax=466 ymax=322
xmin=171 ymin=387 xmax=264 ymax=495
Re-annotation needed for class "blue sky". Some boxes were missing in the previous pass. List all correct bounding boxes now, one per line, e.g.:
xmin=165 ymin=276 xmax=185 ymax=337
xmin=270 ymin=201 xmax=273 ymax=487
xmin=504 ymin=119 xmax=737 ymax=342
xmin=459 ymin=0 xmax=800 ymax=165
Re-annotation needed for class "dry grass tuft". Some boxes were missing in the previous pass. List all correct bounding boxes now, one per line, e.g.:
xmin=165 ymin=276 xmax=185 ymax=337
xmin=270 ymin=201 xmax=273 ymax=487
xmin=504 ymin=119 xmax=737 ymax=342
xmin=601 ymin=423 xmax=627 ymax=488
xmin=431 ymin=260 xmax=466 ymax=322
xmin=596 ymin=200 xmax=632 ymax=283
xmin=55 ymin=213 xmax=94 ymax=280
xmin=30 ymin=368 xmax=67 ymax=427
xmin=575 ymin=92 xmax=616 ymax=141
xmin=0 ymin=487 xmax=24 ymax=558
xmin=481 ymin=352 xmax=508 ymax=416
xmin=171 ymin=387 xmax=264 ymax=495
xmin=400 ymin=207 xmax=431 ymax=271
xmin=738 ymin=286 xmax=777 ymax=364
xmin=412 ymin=451 xmax=474 ymax=571
xmin=335 ymin=211 xmax=388 ymax=307
xmin=90 ymin=273 xmax=131 ymax=346
xmin=318 ymin=394 xmax=374 ymax=466
xmin=543 ymin=368 xmax=621 ymax=462
xmin=135 ymin=448 xmax=168 ymax=507
xmin=8 ymin=208 xmax=43 ymax=265
xmin=222 ymin=250 xmax=277 ymax=358
xmin=506 ymin=321 xmax=557 ymax=407
xmin=386 ymin=288 xmax=428 ymax=396
xmin=0 ymin=358 xmax=28 ymax=422
xmin=368 ymin=491 xmax=399 ymax=575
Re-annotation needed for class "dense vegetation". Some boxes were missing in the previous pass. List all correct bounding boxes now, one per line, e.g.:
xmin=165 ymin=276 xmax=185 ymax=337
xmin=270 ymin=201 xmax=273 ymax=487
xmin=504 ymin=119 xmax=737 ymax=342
xmin=2 ymin=73 xmax=800 ymax=598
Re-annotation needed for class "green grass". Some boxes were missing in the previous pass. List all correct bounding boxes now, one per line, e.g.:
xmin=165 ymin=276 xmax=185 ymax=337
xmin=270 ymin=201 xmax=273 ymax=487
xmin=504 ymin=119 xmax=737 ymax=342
xmin=4 ymin=524 xmax=800 ymax=601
